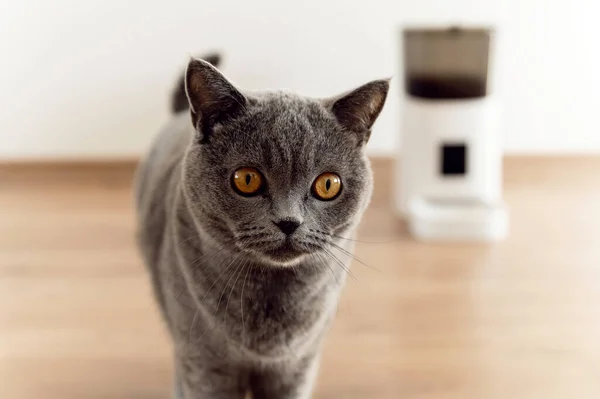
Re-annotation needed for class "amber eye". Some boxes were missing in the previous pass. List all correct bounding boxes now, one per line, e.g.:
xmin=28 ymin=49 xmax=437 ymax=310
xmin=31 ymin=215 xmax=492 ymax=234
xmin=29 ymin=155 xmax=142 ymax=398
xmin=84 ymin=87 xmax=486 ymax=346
xmin=232 ymin=168 xmax=264 ymax=196
xmin=312 ymin=173 xmax=342 ymax=201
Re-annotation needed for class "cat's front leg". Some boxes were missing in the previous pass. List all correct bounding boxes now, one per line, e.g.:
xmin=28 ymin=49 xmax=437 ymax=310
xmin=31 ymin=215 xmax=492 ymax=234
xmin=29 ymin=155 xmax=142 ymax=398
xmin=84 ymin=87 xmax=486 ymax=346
xmin=176 ymin=354 xmax=248 ymax=399
xmin=250 ymin=354 xmax=321 ymax=399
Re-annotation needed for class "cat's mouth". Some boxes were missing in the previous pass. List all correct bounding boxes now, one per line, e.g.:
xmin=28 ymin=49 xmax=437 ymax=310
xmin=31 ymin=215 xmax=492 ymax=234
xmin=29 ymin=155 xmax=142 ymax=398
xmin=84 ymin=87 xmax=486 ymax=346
xmin=262 ymin=241 xmax=307 ymax=264
xmin=241 ymin=238 xmax=319 ymax=267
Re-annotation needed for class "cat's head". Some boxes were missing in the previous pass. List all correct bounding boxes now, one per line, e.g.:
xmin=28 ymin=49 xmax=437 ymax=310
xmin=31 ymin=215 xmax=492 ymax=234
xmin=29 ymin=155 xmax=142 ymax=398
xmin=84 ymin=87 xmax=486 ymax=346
xmin=182 ymin=58 xmax=388 ymax=267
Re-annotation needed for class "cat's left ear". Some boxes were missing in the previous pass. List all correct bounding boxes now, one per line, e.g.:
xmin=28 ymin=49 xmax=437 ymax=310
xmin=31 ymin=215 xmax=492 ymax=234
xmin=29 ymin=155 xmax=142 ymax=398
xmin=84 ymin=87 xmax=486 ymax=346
xmin=324 ymin=79 xmax=390 ymax=145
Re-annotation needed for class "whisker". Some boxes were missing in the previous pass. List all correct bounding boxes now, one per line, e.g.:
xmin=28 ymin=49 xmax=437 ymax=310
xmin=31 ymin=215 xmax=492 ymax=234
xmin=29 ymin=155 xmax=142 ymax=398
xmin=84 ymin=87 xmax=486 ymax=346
xmin=305 ymin=232 xmax=382 ymax=274
xmin=214 ymin=256 xmax=244 ymax=320
xmin=307 ymin=254 xmax=321 ymax=279
xmin=309 ymin=228 xmax=394 ymax=244
xmin=312 ymin=253 xmax=350 ymax=319
xmin=185 ymin=254 xmax=240 ymax=345
xmin=260 ymin=262 xmax=267 ymax=278
xmin=197 ymin=254 xmax=239 ymax=305
xmin=327 ymin=240 xmax=382 ymax=274
xmin=240 ymin=263 xmax=251 ymax=341
xmin=175 ymin=244 xmax=230 ymax=302
xmin=195 ymin=254 xmax=244 ymax=344
xmin=313 ymin=252 xmax=339 ymax=286
xmin=189 ymin=244 xmax=228 ymax=268
xmin=323 ymin=248 xmax=357 ymax=282
xmin=188 ymin=308 xmax=200 ymax=345
xmin=179 ymin=234 xmax=202 ymax=246
xmin=224 ymin=259 xmax=248 ymax=331
xmin=331 ymin=234 xmax=395 ymax=244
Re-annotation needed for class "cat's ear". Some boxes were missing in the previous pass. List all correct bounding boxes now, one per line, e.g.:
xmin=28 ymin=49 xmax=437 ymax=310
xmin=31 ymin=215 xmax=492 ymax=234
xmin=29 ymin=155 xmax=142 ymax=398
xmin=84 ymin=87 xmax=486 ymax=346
xmin=325 ymin=79 xmax=390 ymax=144
xmin=185 ymin=58 xmax=247 ymax=141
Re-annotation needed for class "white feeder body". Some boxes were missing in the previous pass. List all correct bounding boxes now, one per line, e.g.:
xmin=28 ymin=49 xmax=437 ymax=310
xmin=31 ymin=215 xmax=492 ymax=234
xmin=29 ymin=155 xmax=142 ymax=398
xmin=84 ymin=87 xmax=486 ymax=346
xmin=395 ymin=27 xmax=508 ymax=241
xmin=396 ymin=96 xmax=502 ymax=214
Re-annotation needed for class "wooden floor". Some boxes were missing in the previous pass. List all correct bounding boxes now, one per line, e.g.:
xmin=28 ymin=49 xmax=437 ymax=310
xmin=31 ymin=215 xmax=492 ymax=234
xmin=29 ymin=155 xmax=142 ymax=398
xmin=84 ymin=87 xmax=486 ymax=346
xmin=1 ymin=157 xmax=600 ymax=399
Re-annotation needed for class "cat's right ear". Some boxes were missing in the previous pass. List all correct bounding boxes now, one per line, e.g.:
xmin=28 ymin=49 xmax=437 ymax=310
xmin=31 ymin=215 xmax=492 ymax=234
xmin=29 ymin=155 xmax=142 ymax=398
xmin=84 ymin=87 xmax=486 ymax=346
xmin=184 ymin=58 xmax=247 ymax=142
xmin=323 ymin=79 xmax=390 ymax=146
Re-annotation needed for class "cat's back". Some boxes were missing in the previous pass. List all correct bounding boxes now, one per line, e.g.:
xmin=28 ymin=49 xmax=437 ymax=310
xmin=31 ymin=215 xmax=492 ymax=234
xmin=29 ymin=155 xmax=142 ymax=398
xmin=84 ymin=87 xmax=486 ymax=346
xmin=134 ymin=112 xmax=192 ymax=265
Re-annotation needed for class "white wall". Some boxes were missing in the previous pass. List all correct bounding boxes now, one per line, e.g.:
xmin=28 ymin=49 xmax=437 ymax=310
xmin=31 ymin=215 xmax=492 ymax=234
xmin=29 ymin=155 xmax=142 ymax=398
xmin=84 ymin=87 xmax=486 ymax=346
xmin=1 ymin=0 xmax=598 ymax=159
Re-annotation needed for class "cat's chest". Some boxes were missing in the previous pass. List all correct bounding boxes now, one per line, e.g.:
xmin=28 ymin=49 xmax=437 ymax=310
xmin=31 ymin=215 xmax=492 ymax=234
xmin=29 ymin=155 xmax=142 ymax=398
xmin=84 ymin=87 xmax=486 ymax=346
xmin=233 ymin=267 xmax=337 ymax=356
xmin=244 ymin=270 xmax=325 ymax=326
xmin=177 ymin=246 xmax=342 ymax=357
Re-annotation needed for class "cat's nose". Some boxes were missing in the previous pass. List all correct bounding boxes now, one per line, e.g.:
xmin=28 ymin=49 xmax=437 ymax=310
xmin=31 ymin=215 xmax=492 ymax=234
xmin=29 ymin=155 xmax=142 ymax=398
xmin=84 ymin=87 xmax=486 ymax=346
xmin=274 ymin=219 xmax=301 ymax=235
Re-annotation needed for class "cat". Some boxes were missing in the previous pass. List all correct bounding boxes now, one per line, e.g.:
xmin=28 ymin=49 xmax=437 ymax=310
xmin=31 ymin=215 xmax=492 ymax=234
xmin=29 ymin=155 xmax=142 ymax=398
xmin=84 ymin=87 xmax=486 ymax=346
xmin=134 ymin=53 xmax=389 ymax=399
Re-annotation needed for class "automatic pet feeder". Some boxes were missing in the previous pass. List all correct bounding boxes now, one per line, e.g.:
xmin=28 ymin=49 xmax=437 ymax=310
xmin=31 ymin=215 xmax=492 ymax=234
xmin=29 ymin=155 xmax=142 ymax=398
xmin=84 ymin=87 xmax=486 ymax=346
xmin=395 ymin=26 xmax=508 ymax=241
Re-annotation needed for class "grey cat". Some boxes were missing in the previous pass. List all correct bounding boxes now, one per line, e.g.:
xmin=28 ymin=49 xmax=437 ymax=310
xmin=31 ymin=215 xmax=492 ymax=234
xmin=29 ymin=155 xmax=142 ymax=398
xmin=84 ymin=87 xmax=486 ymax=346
xmin=134 ymin=54 xmax=389 ymax=399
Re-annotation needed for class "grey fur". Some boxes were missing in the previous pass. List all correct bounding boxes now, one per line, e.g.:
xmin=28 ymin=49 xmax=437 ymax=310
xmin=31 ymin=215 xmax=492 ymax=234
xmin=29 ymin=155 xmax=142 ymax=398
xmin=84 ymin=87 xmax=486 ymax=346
xmin=135 ymin=57 xmax=389 ymax=399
